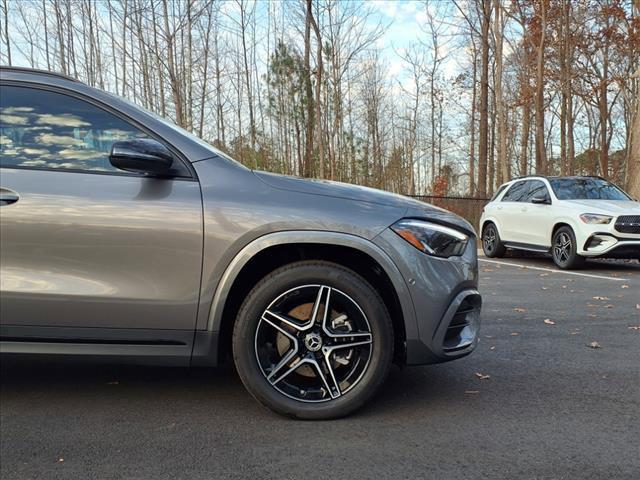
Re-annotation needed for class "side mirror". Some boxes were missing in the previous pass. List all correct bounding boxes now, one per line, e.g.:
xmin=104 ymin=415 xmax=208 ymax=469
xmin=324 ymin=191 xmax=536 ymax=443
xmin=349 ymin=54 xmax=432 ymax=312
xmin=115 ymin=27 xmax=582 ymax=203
xmin=109 ymin=138 xmax=174 ymax=176
xmin=531 ymin=195 xmax=551 ymax=205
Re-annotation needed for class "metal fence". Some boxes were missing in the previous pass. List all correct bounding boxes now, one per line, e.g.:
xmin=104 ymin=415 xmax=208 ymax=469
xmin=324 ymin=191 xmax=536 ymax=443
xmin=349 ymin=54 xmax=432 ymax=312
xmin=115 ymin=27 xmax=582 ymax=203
xmin=408 ymin=195 xmax=490 ymax=229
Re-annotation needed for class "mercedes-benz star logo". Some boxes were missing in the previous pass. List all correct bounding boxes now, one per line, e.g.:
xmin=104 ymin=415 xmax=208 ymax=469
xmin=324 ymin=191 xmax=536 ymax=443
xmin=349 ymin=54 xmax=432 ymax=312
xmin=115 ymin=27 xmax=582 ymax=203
xmin=304 ymin=333 xmax=323 ymax=352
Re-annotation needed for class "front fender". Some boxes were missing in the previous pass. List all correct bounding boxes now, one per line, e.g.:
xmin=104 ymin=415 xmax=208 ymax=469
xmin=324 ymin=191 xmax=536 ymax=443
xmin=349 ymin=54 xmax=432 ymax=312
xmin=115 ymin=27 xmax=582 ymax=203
xmin=203 ymin=230 xmax=418 ymax=343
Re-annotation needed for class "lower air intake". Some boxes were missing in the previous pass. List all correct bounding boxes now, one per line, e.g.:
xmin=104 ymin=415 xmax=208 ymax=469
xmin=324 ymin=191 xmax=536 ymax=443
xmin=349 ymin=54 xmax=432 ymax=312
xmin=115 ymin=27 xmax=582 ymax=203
xmin=443 ymin=294 xmax=482 ymax=352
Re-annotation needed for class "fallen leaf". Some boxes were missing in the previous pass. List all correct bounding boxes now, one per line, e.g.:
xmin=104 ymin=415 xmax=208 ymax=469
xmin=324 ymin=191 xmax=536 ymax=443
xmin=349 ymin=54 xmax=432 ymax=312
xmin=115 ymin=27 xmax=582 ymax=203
xmin=588 ymin=341 xmax=601 ymax=349
xmin=593 ymin=296 xmax=610 ymax=301
xmin=514 ymin=307 xmax=526 ymax=313
xmin=543 ymin=319 xmax=556 ymax=325
xmin=475 ymin=372 xmax=490 ymax=380
xmin=621 ymin=285 xmax=629 ymax=289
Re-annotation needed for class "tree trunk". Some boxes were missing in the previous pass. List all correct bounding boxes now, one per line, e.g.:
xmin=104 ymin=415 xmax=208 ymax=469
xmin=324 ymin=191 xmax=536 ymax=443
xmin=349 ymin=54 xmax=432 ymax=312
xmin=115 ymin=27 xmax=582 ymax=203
xmin=469 ymin=43 xmax=477 ymax=196
xmin=2 ymin=0 xmax=10 ymax=65
xmin=308 ymin=2 xmax=324 ymax=178
xmin=494 ymin=0 xmax=508 ymax=185
xmin=240 ymin=0 xmax=256 ymax=162
xmin=534 ymin=1 xmax=547 ymax=175
xmin=627 ymin=68 xmax=640 ymax=198
xmin=477 ymin=0 xmax=491 ymax=197
xmin=303 ymin=0 xmax=314 ymax=177
xmin=520 ymin=101 xmax=531 ymax=176
xmin=162 ymin=0 xmax=185 ymax=127
xmin=53 ymin=0 xmax=67 ymax=74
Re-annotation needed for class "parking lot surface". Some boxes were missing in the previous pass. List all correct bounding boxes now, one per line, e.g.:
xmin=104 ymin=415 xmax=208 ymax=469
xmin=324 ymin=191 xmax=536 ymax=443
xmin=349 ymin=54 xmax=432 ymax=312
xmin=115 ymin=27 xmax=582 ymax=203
xmin=1 ymin=255 xmax=638 ymax=480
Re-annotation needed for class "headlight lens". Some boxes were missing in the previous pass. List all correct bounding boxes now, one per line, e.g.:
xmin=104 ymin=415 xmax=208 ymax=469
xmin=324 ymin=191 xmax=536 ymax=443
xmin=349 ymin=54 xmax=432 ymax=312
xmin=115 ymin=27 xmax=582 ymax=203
xmin=391 ymin=219 xmax=469 ymax=258
xmin=579 ymin=213 xmax=613 ymax=224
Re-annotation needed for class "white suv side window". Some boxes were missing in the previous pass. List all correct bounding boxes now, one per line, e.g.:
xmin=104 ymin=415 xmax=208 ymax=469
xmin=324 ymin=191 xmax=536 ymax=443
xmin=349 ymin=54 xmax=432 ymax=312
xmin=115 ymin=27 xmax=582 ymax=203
xmin=522 ymin=180 xmax=550 ymax=203
xmin=501 ymin=180 xmax=530 ymax=202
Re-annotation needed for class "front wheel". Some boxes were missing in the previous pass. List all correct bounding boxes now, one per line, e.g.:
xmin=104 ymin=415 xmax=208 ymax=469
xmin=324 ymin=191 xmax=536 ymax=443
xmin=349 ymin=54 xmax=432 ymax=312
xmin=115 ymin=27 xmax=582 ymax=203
xmin=482 ymin=223 xmax=506 ymax=258
xmin=552 ymin=226 xmax=585 ymax=270
xmin=232 ymin=261 xmax=393 ymax=419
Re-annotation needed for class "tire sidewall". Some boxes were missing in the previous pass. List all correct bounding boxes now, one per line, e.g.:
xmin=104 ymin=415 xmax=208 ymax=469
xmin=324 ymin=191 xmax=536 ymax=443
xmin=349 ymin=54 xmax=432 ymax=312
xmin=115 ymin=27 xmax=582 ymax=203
xmin=232 ymin=261 xmax=393 ymax=420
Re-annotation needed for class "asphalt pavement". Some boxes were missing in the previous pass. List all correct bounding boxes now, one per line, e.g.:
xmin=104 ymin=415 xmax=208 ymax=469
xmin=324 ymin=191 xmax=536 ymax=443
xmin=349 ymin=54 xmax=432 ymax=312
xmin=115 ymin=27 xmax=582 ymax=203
xmin=1 ymin=254 xmax=639 ymax=480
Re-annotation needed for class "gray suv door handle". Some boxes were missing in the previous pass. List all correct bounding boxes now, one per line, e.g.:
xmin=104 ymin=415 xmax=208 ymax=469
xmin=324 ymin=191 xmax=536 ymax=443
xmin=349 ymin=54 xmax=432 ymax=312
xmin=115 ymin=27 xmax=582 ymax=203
xmin=0 ymin=188 xmax=20 ymax=206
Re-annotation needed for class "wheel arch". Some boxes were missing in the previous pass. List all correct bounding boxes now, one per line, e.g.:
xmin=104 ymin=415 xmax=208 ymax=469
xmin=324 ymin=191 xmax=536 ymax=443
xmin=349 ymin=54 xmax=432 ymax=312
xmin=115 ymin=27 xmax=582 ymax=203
xmin=481 ymin=217 xmax=502 ymax=237
xmin=551 ymin=221 xmax=576 ymax=242
xmin=207 ymin=231 xmax=415 ymax=365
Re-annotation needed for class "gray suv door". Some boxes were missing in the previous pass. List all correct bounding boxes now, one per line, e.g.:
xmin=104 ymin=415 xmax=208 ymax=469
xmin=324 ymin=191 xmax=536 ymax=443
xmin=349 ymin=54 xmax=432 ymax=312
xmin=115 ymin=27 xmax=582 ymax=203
xmin=0 ymin=85 xmax=203 ymax=331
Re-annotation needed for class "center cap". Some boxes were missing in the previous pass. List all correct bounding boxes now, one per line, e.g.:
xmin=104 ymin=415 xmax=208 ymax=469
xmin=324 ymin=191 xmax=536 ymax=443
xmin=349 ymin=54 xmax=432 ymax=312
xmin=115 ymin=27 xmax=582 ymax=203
xmin=304 ymin=333 xmax=323 ymax=352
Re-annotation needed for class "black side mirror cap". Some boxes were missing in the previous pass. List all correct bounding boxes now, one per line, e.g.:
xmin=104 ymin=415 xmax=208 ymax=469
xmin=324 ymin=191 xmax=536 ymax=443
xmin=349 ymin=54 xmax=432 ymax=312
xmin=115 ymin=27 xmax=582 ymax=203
xmin=110 ymin=138 xmax=175 ymax=176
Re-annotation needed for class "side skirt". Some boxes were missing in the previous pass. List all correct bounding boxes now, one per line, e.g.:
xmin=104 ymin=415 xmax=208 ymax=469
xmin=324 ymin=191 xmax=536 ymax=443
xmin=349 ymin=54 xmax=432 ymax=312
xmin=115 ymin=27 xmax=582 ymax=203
xmin=503 ymin=241 xmax=550 ymax=254
xmin=0 ymin=325 xmax=199 ymax=366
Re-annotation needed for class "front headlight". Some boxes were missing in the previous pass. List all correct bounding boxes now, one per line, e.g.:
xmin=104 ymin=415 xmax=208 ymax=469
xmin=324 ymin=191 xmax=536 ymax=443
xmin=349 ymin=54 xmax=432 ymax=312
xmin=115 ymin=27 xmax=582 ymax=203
xmin=579 ymin=213 xmax=613 ymax=224
xmin=391 ymin=219 xmax=469 ymax=258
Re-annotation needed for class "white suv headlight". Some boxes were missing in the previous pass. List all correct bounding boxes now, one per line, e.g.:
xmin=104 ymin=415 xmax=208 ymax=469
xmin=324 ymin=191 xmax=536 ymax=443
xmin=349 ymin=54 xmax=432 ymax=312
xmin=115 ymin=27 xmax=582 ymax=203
xmin=579 ymin=213 xmax=613 ymax=224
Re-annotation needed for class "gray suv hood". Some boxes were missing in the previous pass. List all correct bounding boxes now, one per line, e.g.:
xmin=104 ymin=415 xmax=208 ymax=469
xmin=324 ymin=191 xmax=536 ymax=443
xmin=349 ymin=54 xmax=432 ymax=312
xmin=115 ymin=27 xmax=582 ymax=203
xmin=253 ymin=171 xmax=475 ymax=234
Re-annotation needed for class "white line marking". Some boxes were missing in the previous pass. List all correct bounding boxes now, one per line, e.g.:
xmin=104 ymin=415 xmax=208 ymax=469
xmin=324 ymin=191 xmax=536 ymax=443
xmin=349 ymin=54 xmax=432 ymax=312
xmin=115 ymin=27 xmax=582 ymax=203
xmin=479 ymin=258 xmax=627 ymax=281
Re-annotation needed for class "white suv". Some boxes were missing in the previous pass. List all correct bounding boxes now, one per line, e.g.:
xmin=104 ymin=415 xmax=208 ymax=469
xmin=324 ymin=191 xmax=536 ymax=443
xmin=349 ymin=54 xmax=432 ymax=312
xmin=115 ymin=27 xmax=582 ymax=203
xmin=479 ymin=176 xmax=640 ymax=269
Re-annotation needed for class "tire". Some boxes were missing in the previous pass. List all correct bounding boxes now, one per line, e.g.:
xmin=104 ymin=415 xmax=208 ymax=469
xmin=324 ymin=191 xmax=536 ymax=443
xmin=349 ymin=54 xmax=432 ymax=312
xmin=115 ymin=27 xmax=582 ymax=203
xmin=552 ymin=226 xmax=585 ymax=270
xmin=482 ymin=223 xmax=506 ymax=258
xmin=232 ymin=260 xmax=393 ymax=420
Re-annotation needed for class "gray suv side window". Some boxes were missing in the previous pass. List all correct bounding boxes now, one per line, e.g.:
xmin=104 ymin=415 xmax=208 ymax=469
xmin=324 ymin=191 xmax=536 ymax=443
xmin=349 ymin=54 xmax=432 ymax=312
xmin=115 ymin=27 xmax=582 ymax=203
xmin=0 ymin=85 xmax=147 ymax=173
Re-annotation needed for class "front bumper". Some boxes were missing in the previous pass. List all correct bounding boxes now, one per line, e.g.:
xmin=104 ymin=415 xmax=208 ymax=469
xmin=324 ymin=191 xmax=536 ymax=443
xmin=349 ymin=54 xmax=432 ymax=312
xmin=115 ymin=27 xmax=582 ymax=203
xmin=374 ymin=228 xmax=481 ymax=365
xmin=576 ymin=222 xmax=640 ymax=258
xmin=578 ymin=232 xmax=640 ymax=259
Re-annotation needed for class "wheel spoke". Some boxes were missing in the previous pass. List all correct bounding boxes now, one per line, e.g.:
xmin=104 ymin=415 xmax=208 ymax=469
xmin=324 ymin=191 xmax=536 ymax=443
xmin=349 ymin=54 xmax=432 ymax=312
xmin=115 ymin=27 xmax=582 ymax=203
xmin=269 ymin=352 xmax=305 ymax=385
xmin=312 ymin=356 xmax=341 ymax=399
xmin=263 ymin=309 xmax=313 ymax=332
xmin=311 ymin=285 xmax=332 ymax=326
xmin=267 ymin=348 xmax=301 ymax=384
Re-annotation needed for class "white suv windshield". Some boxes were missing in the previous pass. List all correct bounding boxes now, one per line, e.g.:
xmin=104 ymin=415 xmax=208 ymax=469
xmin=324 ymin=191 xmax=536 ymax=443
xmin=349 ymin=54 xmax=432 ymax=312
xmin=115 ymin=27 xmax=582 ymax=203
xmin=549 ymin=178 xmax=630 ymax=201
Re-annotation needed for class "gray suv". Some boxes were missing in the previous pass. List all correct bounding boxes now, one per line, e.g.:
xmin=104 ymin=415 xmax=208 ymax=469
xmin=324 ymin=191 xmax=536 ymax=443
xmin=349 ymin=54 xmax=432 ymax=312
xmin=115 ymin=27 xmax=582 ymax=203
xmin=0 ymin=67 xmax=481 ymax=419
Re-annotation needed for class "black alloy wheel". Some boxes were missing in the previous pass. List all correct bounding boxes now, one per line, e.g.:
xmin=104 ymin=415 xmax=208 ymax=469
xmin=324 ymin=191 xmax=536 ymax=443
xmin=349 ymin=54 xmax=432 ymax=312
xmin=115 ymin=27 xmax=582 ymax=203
xmin=552 ymin=226 xmax=585 ymax=270
xmin=482 ymin=223 xmax=506 ymax=258
xmin=233 ymin=261 xmax=393 ymax=419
